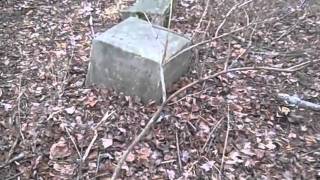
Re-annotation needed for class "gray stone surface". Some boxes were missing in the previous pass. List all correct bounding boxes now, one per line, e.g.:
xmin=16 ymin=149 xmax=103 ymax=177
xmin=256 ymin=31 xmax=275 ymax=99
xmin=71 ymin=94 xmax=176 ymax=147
xmin=86 ymin=17 xmax=191 ymax=103
xmin=121 ymin=0 xmax=175 ymax=26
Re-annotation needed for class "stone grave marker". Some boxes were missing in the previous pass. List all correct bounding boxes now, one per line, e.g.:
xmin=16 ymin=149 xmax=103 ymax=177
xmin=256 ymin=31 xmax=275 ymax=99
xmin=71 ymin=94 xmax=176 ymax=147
xmin=86 ymin=17 xmax=191 ymax=103
xmin=121 ymin=0 xmax=175 ymax=27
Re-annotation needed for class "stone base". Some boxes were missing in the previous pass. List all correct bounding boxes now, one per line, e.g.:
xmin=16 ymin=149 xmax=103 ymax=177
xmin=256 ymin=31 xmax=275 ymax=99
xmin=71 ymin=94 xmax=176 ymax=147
xmin=86 ymin=17 xmax=191 ymax=103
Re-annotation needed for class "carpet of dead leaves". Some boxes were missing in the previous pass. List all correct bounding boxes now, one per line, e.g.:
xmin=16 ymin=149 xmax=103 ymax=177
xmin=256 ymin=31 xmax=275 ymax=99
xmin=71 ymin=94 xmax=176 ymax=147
xmin=1 ymin=0 xmax=320 ymax=179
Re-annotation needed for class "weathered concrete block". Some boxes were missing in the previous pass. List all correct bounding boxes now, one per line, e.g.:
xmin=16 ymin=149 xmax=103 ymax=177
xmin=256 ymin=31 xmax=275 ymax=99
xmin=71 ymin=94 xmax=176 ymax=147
xmin=86 ymin=17 xmax=191 ymax=103
xmin=121 ymin=0 xmax=175 ymax=27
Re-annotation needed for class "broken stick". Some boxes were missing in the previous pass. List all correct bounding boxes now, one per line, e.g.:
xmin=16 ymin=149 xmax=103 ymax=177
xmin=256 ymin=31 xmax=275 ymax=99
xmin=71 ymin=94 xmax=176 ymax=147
xmin=277 ymin=93 xmax=320 ymax=111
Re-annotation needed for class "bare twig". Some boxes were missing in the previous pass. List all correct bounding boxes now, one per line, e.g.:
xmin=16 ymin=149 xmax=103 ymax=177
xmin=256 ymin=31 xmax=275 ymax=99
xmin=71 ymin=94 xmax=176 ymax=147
xmin=0 ymin=152 xmax=25 ymax=169
xmin=202 ymin=117 xmax=224 ymax=151
xmin=6 ymin=137 xmax=19 ymax=163
xmin=277 ymin=93 xmax=320 ymax=111
xmin=224 ymin=41 xmax=231 ymax=71
xmin=160 ymin=37 xmax=169 ymax=102
xmin=219 ymin=105 xmax=230 ymax=179
xmin=215 ymin=0 xmax=253 ymax=37
xmin=93 ymin=111 xmax=115 ymax=129
xmin=82 ymin=130 xmax=98 ymax=162
xmin=65 ymin=127 xmax=82 ymax=159
xmin=167 ymin=0 xmax=174 ymax=29
xmin=16 ymin=76 xmax=25 ymax=141
xmin=82 ymin=111 xmax=114 ymax=162
xmin=110 ymin=60 xmax=318 ymax=180
xmin=175 ymin=132 xmax=182 ymax=171
xmin=46 ymin=110 xmax=62 ymax=121
xmin=89 ymin=15 xmax=95 ymax=37
xmin=95 ymin=152 xmax=101 ymax=180
xmin=142 ymin=12 xmax=168 ymax=102
xmin=192 ymin=0 xmax=211 ymax=39
xmin=5 ymin=172 xmax=24 ymax=180
xmin=243 ymin=8 xmax=250 ymax=26
xmin=167 ymin=24 xmax=250 ymax=62
xmin=111 ymin=107 xmax=163 ymax=180
xmin=274 ymin=21 xmax=299 ymax=42
xmin=169 ymin=2 xmax=295 ymax=64
xmin=288 ymin=59 xmax=320 ymax=71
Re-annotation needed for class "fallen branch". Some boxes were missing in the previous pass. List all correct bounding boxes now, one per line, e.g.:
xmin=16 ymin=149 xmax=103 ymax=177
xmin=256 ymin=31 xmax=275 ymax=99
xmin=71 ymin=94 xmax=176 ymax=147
xmin=6 ymin=137 xmax=19 ymax=163
xmin=175 ymin=132 xmax=182 ymax=171
xmin=219 ymin=105 xmax=230 ymax=179
xmin=0 ymin=152 xmax=25 ymax=170
xmin=65 ymin=127 xmax=82 ymax=159
xmin=5 ymin=172 xmax=24 ymax=180
xmin=201 ymin=117 xmax=224 ymax=151
xmin=82 ymin=111 xmax=115 ymax=162
xmin=111 ymin=60 xmax=319 ymax=180
xmin=215 ymin=0 xmax=253 ymax=37
xmin=277 ymin=93 xmax=320 ymax=111
xmin=192 ymin=0 xmax=210 ymax=39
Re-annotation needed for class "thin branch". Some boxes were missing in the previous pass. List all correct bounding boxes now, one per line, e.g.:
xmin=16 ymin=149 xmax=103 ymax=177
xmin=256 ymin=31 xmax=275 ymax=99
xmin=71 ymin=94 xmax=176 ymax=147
xmin=0 ymin=153 xmax=25 ymax=170
xmin=65 ymin=127 xmax=82 ymax=159
xmin=167 ymin=0 xmax=174 ymax=29
xmin=288 ymin=59 xmax=320 ymax=70
xmin=224 ymin=41 xmax=231 ymax=71
xmin=167 ymin=24 xmax=249 ymax=63
xmin=94 ymin=111 xmax=115 ymax=129
xmin=82 ymin=130 xmax=98 ymax=162
xmin=5 ymin=172 xmax=24 ymax=180
xmin=175 ymin=132 xmax=182 ymax=171
xmin=111 ymin=107 xmax=163 ymax=180
xmin=277 ymin=93 xmax=320 ymax=111
xmin=215 ymin=0 xmax=253 ymax=37
xmin=16 ymin=76 xmax=25 ymax=141
xmin=142 ymin=11 xmax=168 ymax=102
xmin=219 ymin=105 xmax=230 ymax=179
xmin=6 ymin=137 xmax=19 ymax=163
xmin=160 ymin=37 xmax=169 ymax=102
xmin=168 ymin=3 xmax=293 ymax=64
xmin=192 ymin=0 xmax=211 ymax=39
xmin=202 ymin=117 xmax=224 ymax=151
xmin=82 ymin=111 xmax=115 ymax=162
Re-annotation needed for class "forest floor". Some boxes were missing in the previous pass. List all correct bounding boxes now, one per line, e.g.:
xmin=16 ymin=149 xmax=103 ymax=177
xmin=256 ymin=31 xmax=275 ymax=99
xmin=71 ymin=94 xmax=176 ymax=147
xmin=1 ymin=0 xmax=320 ymax=179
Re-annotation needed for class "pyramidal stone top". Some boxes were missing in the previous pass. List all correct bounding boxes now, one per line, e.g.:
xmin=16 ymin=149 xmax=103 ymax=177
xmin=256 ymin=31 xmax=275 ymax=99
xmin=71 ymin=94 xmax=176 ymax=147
xmin=95 ymin=17 xmax=189 ymax=63
xmin=125 ymin=0 xmax=171 ymax=14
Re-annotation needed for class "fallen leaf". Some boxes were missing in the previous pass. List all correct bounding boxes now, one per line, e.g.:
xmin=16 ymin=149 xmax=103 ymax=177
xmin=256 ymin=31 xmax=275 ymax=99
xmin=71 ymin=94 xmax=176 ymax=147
xmin=64 ymin=106 xmax=76 ymax=114
xmin=101 ymin=138 xmax=113 ymax=149
xmin=199 ymin=121 xmax=210 ymax=133
xmin=226 ymin=151 xmax=244 ymax=165
xmin=53 ymin=163 xmax=75 ymax=175
xmin=85 ymin=95 xmax=98 ymax=107
xmin=137 ymin=147 xmax=152 ymax=160
xmin=126 ymin=152 xmax=135 ymax=162
xmin=167 ymin=169 xmax=175 ymax=180
xmin=244 ymin=159 xmax=256 ymax=167
xmin=265 ymin=141 xmax=276 ymax=150
xmin=50 ymin=137 xmax=72 ymax=159
xmin=200 ymin=161 xmax=214 ymax=172
xmin=254 ymin=149 xmax=265 ymax=159
xmin=181 ymin=151 xmax=190 ymax=163
xmin=258 ymin=143 xmax=266 ymax=150
xmin=1 ymin=103 xmax=12 ymax=111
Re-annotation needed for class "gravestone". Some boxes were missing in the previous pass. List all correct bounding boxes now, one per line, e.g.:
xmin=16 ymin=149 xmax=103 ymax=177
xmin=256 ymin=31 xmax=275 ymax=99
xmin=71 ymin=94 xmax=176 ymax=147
xmin=121 ymin=0 xmax=175 ymax=27
xmin=85 ymin=17 xmax=191 ymax=103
